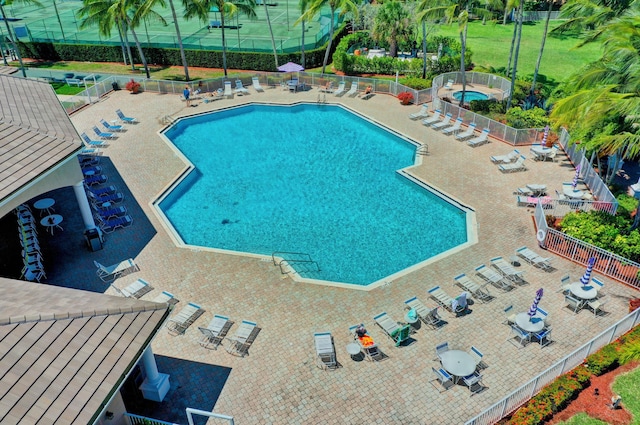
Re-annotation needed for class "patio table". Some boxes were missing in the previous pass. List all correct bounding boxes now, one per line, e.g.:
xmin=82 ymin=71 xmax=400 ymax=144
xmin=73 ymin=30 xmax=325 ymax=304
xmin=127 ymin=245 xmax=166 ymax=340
xmin=515 ymin=312 xmax=545 ymax=333
xmin=570 ymin=282 xmax=598 ymax=301
xmin=440 ymin=350 xmax=477 ymax=383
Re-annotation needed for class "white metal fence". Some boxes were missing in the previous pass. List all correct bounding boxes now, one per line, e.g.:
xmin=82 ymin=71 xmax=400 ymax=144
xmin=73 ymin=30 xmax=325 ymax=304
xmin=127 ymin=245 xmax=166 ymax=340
xmin=465 ymin=307 xmax=640 ymax=425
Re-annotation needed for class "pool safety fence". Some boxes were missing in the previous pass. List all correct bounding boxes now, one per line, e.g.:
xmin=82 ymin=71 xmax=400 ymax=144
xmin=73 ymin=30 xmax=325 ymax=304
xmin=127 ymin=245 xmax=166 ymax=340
xmin=124 ymin=413 xmax=180 ymax=425
xmin=465 ymin=307 xmax=640 ymax=425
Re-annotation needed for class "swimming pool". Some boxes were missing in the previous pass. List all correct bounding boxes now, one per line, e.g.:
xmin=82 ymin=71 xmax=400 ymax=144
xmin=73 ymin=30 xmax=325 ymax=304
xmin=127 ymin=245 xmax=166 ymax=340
xmin=452 ymin=90 xmax=489 ymax=102
xmin=158 ymin=104 xmax=471 ymax=286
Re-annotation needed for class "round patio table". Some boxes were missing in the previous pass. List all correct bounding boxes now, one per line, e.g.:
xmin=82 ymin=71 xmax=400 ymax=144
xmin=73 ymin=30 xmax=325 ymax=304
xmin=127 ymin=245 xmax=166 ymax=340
xmin=515 ymin=312 xmax=545 ymax=333
xmin=346 ymin=343 xmax=361 ymax=358
xmin=570 ymin=282 xmax=598 ymax=300
xmin=33 ymin=198 xmax=55 ymax=216
xmin=440 ymin=350 xmax=476 ymax=381
xmin=40 ymin=214 xmax=63 ymax=235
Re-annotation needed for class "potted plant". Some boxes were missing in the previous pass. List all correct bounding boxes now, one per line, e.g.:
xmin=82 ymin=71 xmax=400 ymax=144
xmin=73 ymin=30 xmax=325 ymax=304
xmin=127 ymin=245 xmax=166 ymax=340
xmin=397 ymin=91 xmax=414 ymax=105
xmin=125 ymin=79 xmax=141 ymax=94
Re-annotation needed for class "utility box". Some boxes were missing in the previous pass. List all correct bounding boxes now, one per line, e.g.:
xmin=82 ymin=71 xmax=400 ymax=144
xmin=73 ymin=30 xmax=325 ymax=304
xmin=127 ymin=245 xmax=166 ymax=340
xmin=84 ymin=228 xmax=104 ymax=252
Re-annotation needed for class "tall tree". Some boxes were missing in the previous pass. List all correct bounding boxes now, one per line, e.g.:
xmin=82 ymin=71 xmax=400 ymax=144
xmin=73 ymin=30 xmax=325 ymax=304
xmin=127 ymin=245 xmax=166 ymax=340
xmin=530 ymin=0 xmax=553 ymax=94
xmin=551 ymin=0 xmax=630 ymax=34
xmin=299 ymin=0 xmax=311 ymax=68
xmin=184 ymin=0 xmax=257 ymax=76
xmin=506 ymin=0 xmax=523 ymax=109
xmin=162 ymin=0 xmax=191 ymax=80
xmin=298 ymin=0 xmax=358 ymax=74
xmin=371 ymin=1 xmax=414 ymax=57
xmin=262 ymin=0 xmax=279 ymax=68
xmin=0 ymin=0 xmax=42 ymax=77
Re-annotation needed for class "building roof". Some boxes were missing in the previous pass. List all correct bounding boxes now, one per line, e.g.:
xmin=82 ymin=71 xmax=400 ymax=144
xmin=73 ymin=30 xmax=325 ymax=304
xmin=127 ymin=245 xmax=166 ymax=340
xmin=0 ymin=278 xmax=170 ymax=424
xmin=0 ymin=75 xmax=82 ymax=202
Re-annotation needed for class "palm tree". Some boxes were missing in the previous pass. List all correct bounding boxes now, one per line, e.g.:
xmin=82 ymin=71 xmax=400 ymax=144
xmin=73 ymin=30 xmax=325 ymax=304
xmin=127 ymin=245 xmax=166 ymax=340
xmin=551 ymin=0 xmax=630 ymax=35
xmin=371 ymin=1 xmax=414 ymax=58
xmin=506 ymin=0 xmax=523 ymax=109
xmin=530 ymin=0 xmax=553 ymax=94
xmin=0 ymin=0 xmax=42 ymax=77
xmin=262 ymin=0 xmax=278 ymax=68
xmin=299 ymin=0 xmax=311 ymax=68
xmin=183 ymin=0 xmax=257 ymax=76
xmin=298 ymin=0 xmax=358 ymax=74
xmin=161 ymin=0 xmax=191 ymax=80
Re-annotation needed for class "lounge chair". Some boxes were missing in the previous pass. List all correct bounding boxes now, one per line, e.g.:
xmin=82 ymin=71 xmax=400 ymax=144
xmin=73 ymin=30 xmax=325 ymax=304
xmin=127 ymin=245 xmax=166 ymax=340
xmin=84 ymin=174 xmax=108 ymax=186
xmin=95 ymin=206 xmax=127 ymax=220
xmin=422 ymin=110 xmax=442 ymax=126
xmin=93 ymin=126 xmax=116 ymax=140
xmin=113 ymin=278 xmax=154 ymax=298
xmin=499 ymin=155 xmax=527 ymax=173
xmin=94 ymin=258 xmax=139 ymax=282
xmin=225 ymin=320 xmax=260 ymax=357
xmin=234 ymin=79 xmax=249 ymax=95
xmin=79 ymin=155 xmax=101 ymax=166
xmin=319 ymin=81 xmax=334 ymax=93
xmin=373 ymin=312 xmax=411 ymax=346
xmin=453 ymin=273 xmax=493 ymax=303
xmin=223 ymin=81 xmax=233 ymax=98
xmin=490 ymin=149 xmax=520 ymax=164
xmin=515 ymin=246 xmax=552 ymax=270
xmin=475 ymin=264 xmax=514 ymax=291
xmin=251 ymin=76 xmax=264 ymax=92
xmin=455 ymin=123 xmax=477 ymax=141
xmin=81 ymin=133 xmax=108 ymax=147
xmin=82 ymin=165 xmax=102 ymax=176
xmin=87 ymin=190 xmax=124 ymax=204
xmin=444 ymin=79 xmax=454 ymax=90
xmin=198 ymin=314 xmax=233 ymax=349
xmin=167 ymin=302 xmax=204 ymax=336
xmin=97 ymin=215 xmax=133 ymax=233
xmin=491 ymin=256 xmax=526 ymax=283
xmin=80 ymin=147 xmax=103 ymax=156
xmin=409 ymin=104 xmax=430 ymax=120
xmin=152 ymin=290 xmax=179 ymax=305
xmin=428 ymin=286 xmax=464 ymax=314
xmin=360 ymin=88 xmax=374 ymax=100
xmin=516 ymin=195 xmax=553 ymax=208
xmin=333 ymin=81 xmax=346 ymax=97
xmin=346 ymin=82 xmax=358 ymax=97
xmin=442 ymin=117 xmax=463 ymax=135
xmin=349 ymin=324 xmax=383 ymax=361
xmin=431 ymin=367 xmax=454 ymax=392
xmin=404 ymin=296 xmax=443 ymax=328
xmin=100 ymin=118 xmax=124 ymax=132
xmin=432 ymin=112 xmax=453 ymax=130
xmin=467 ymin=128 xmax=490 ymax=147
xmin=314 ymin=332 xmax=337 ymax=369
xmin=115 ymin=109 xmax=138 ymax=123
xmin=85 ymin=184 xmax=117 ymax=196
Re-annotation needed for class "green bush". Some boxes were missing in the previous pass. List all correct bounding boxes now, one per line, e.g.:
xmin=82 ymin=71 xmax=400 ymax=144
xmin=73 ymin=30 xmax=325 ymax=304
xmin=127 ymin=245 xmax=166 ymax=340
xmin=585 ymin=344 xmax=619 ymax=375
xmin=616 ymin=194 xmax=639 ymax=219
xmin=505 ymin=106 xmax=550 ymax=128
xmin=399 ymin=77 xmax=431 ymax=90
xmin=469 ymin=98 xmax=504 ymax=113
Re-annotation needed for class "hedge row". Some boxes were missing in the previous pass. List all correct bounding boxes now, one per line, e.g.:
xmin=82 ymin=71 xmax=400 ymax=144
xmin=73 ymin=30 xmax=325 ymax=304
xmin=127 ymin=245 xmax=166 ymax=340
xmin=17 ymin=24 xmax=349 ymax=73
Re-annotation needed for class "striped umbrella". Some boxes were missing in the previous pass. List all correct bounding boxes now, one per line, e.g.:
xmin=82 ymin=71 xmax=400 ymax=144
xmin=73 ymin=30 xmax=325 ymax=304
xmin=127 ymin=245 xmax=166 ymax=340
xmin=541 ymin=125 xmax=550 ymax=146
xmin=528 ymin=288 xmax=544 ymax=318
xmin=580 ymin=257 xmax=596 ymax=286
xmin=572 ymin=164 xmax=582 ymax=189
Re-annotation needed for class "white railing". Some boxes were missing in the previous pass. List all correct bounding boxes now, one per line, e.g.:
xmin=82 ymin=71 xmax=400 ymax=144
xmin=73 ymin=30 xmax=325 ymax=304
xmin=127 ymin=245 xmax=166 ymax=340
xmin=125 ymin=413 xmax=180 ymax=425
xmin=465 ymin=308 xmax=640 ymax=425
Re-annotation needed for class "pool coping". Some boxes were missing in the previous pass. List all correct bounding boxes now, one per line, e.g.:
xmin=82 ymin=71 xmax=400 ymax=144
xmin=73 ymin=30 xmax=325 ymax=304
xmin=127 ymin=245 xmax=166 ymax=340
xmin=150 ymin=101 xmax=478 ymax=291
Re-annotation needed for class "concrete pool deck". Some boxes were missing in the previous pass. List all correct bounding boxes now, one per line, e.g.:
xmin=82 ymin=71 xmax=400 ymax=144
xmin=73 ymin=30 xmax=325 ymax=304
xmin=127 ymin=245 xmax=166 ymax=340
xmin=60 ymin=87 xmax=640 ymax=424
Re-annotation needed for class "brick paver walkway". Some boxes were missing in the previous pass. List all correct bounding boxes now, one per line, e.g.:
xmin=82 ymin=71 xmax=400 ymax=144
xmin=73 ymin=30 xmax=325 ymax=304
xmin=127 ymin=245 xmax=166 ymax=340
xmin=52 ymin=87 xmax=639 ymax=424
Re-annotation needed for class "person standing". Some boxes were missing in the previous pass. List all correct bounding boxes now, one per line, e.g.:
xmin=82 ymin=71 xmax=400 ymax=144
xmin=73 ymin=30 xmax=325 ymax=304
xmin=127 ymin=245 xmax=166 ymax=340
xmin=183 ymin=85 xmax=191 ymax=107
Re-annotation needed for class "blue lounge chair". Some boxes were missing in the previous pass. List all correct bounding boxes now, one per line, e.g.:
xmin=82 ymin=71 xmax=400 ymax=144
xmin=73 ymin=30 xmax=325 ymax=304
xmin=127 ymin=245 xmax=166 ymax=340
xmin=84 ymin=174 xmax=108 ymax=186
xmin=87 ymin=190 xmax=125 ymax=204
xmin=97 ymin=206 xmax=127 ymax=220
xmin=85 ymin=184 xmax=117 ymax=196
xmin=115 ymin=109 xmax=138 ymax=123
xmin=100 ymin=118 xmax=124 ymax=132
xmin=98 ymin=215 xmax=133 ymax=233
xmin=81 ymin=133 xmax=108 ymax=147
xmin=93 ymin=126 xmax=116 ymax=140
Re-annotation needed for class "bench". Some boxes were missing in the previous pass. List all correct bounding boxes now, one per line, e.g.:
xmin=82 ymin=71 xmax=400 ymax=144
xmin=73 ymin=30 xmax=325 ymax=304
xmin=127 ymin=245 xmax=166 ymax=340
xmin=66 ymin=78 xmax=84 ymax=87
xmin=208 ymin=20 xmax=222 ymax=29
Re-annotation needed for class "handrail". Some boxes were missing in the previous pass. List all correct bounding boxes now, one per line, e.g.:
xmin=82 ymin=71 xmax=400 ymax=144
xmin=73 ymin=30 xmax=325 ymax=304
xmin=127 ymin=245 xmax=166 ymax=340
xmin=271 ymin=251 xmax=312 ymax=265
xmin=277 ymin=258 xmax=321 ymax=275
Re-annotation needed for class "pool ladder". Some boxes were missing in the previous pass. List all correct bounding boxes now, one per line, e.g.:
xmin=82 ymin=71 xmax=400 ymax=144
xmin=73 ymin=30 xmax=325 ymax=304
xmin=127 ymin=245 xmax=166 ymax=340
xmin=317 ymin=93 xmax=327 ymax=104
xmin=272 ymin=251 xmax=321 ymax=276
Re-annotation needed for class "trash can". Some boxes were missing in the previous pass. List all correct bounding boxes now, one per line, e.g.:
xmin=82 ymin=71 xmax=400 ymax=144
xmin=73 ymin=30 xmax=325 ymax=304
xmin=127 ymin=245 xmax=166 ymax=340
xmin=84 ymin=228 xmax=104 ymax=252
xmin=112 ymin=81 xmax=120 ymax=91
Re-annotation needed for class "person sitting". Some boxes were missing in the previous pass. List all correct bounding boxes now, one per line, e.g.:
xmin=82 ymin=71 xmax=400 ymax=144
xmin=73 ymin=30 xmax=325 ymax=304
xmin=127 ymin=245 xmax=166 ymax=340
xmin=355 ymin=325 xmax=375 ymax=347
xmin=610 ymin=394 xmax=622 ymax=409
xmin=360 ymin=85 xmax=373 ymax=99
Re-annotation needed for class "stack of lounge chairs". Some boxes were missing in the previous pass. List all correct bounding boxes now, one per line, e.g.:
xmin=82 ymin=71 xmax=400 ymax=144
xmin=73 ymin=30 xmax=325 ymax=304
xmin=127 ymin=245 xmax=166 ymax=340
xmin=16 ymin=204 xmax=46 ymax=282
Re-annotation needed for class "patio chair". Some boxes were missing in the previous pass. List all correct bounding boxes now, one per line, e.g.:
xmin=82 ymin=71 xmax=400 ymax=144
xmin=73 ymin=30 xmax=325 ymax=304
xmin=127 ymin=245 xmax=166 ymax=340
xmin=223 ymin=81 xmax=233 ymax=98
xmin=565 ymin=294 xmax=583 ymax=313
xmin=455 ymin=123 xmax=477 ymax=141
xmin=431 ymin=112 xmax=453 ymax=129
xmin=431 ymin=367 xmax=454 ymax=392
xmin=531 ymin=328 xmax=552 ymax=347
xmin=113 ymin=278 xmax=154 ymax=298
xmin=198 ymin=314 xmax=233 ymax=349
xmin=470 ymin=346 xmax=488 ymax=369
xmin=313 ymin=332 xmax=337 ymax=370
xmin=503 ymin=305 xmax=517 ymax=325
xmin=92 ymin=126 xmax=117 ymax=140
xmin=509 ymin=325 xmax=530 ymax=348
xmin=453 ymin=273 xmax=493 ymax=303
xmin=422 ymin=109 xmax=442 ymax=126
xmin=435 ymin=341 xmax=449 ymax=360
xmin=515 ymin=246 xmax=552 ymax=271
xmin=346 ymin=82 xmax=358 ymax=97
xmin=115 ymin=109 xmax=138 ymax=123
xmin=94 ymin=258 xmax=139 ymax=282
xmin=81 ymin=133 xmax=108 ymax=147
xmin=404 ymin=296 xmax=443 ymax=328
xmin=167 ymin=302 xmax=204 ymax=336
xmin=586 ymin=299 xmax=607 ymax=316
xmin=592 ymin=277 xmax=605 ymax=296
xmin=334 ymin=81 xmax=346 ymax=96
xmin=349 ymin=324 xmax=383 ymax=361
xmin=498 ymin=155 xmax=527 ymax=173
xmin=442 ymin=117 xmax=463 ymax=135
xmin=467 ymin=128 xmax=491 ymax=147
xmin=233 ymin=79 xmax=250 ymax=95
xmin=462 ymin=372 xmax=484 ymax=395
xmin=100 ymin=118 xmax=124 ymax=132
xmin=152 ymin=290 xmax=179 ymax=305
xmin=251 ymin=76 xmax=264 ymax=92
xmin=490 ymin=149 xmax=520 ymax=164
xmin=557 ymin=274 xmax=571 ymax=294
xmin=225 ymin=320 xmax=260 ymax=357
xmin=491 ymin=256 xmax=526 ymax=284
xmin=475 ymin=264 xmax=514 ymax=291
xmin=428 ymin=286 xmax=464 ymax=314
xmin=409 ymin=104 xmax=429 ymax=120
xmin=373 ymin=312 xmax=411 ymax=346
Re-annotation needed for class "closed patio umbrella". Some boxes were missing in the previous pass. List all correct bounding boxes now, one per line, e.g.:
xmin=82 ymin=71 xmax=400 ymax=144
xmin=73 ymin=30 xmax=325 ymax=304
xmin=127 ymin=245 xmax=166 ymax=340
xmin=540 ymin=125 xmax=549 ymax=146
xmin=528 ymin=288 xmax=544 ymax=318
xmin=572 ymin=164 xmax=582 ymax=189
xmin=580 ymin=257 xmax=596 ymax=286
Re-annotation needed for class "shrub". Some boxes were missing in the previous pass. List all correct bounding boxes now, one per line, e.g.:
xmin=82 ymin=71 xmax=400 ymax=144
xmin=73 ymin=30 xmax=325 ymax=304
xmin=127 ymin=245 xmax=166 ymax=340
xmin=469 ymin=98 xmax=503 ymax=113
xmin=505 ymin=106 xmax=550 ymax=129
xmin=125 ymin=79 xmax=140 ymax=92
xmin=399 ymin=77 xmax=431 ymax=90
xmin=397 ymin=91 xmax=414 ymax=104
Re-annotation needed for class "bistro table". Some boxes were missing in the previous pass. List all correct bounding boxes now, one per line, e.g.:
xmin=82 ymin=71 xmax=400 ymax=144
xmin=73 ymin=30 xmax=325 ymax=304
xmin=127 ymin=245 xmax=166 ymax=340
xmin=530 ymin=146 xmax=552 ymax=161
xmin=515 ymin=312 xmax=545 ymax=333
xmin=563 ymin=185 xmax=585 ymax=199
xmin=569 ymin=282 xmax=598 ymax=301
xmin=33 ymin=198 xmax=55 ymax=216
xmin=526 ymin=184 xmax=547 ymax=196
xmin=40 ymin=214 xmax=63 ymax=235
xmin=440 ymin=350 xmax=477 ymax=383
xmin=346 ymin=342 xmax=361 ymax=359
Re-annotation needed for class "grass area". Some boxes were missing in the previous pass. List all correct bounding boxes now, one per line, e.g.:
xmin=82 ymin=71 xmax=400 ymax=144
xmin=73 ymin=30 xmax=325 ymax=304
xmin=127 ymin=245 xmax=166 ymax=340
xmin=556 ymin=413 xmax=608 ymax=425
xmin=50 ymin=82 xmax=90 ymax=96
xmin=434 ymin=20 xmax=602 ymax=83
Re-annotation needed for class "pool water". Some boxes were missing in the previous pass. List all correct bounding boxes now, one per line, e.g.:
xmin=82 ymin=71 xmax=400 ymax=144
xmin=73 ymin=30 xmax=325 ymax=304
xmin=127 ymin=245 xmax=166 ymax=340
xmin=159 ymin=104 xmax=468 ymax=286
xmin=452 ymin=90 xmax=489 ymax=102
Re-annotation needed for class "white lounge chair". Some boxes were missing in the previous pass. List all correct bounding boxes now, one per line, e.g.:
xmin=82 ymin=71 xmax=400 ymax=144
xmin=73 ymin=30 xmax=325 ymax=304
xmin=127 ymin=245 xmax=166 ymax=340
xmin=428 ymin=286 xmax=465 ymax=314
xmin=94 ymin=258 xmax=139 ymax=282
xmin=444 ymin=79 xmax=454 ymax=90
xmin=319 ymin=81 xmax=334 ymax=93
xmin=152 ymin=290 xmax=179 ymax=305
xmin=233 ymin=79 xmax=249 ymax=95
xmin=223 ymin=81 xmax=233 ymax=98
xmin=225 ymin=320 xmax=260 ymax=357
xmin=499 ymin=155 xmax=527 ymax=173
xmin=334 ymin=81 xmax=346 ymax=96
xmin=432 ymin=112 xmax=453 ymax=129
xmin=198 ymin=314 xmax=233 ymax=349
xmin=373 ymin=312 xmax=411 ymax=346
xmin=491 ymin=256 xmax=525 ymax=284
xmin=251 ymin=76 xmax=264 ymax=92
xmin=475 ymin=264 xmax=514 ymax=291
xmin=167 ymin=302 xmax=204 ymax=336
xmin=490 ymin=149 xmax=520 ymax=164
xmin=442 ymin=117 xmax=463 ymax=135
xmin=467 ymin=128 xmax=490 ymax=147
xmin=455 ymin=123 xmax=477 ymax=141
xmin=453 ymin=273 xmax=492 ymax=303
xmin=515 ymin=246 xmax=552 ymax=270
xmin=113 ymin=278 xmax=153 ymax=298
xmin=314 ymin=332 xmax=337 ymax=369
xmin=422 ymin=110 xmax=442 ymax=126
xmin=346 ymin=82 xmax=358 ymax=97
xmin=404 ymin=297 xmax=443 ymax=328
xmin=409 ymin=104 xmax=430 ymax=120
xmin=349 ymin=324 xmax=383 ymax=361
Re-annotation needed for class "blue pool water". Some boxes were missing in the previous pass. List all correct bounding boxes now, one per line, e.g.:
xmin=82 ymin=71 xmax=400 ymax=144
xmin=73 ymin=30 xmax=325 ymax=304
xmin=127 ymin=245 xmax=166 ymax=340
xmin=159 ymin=104 xmax=468 ymax=285
xmin=452 ymin=90 xmax=489 ymax=102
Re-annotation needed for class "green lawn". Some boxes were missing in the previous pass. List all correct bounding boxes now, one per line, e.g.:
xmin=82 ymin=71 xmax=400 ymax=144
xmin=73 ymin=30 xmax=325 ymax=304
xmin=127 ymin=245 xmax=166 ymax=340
xmin=434 ymin=20 xmax=602 ymax=83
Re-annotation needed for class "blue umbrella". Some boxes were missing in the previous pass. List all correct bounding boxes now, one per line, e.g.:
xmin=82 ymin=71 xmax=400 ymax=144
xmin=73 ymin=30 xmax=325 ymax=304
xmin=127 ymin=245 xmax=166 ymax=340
xmin=572 ymin=164 xmax=582 ymax=189
xmin=528 ymin=288 xmax=544 ymax=318
xmin=580 ymin=257 xmax=596 ymax=286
